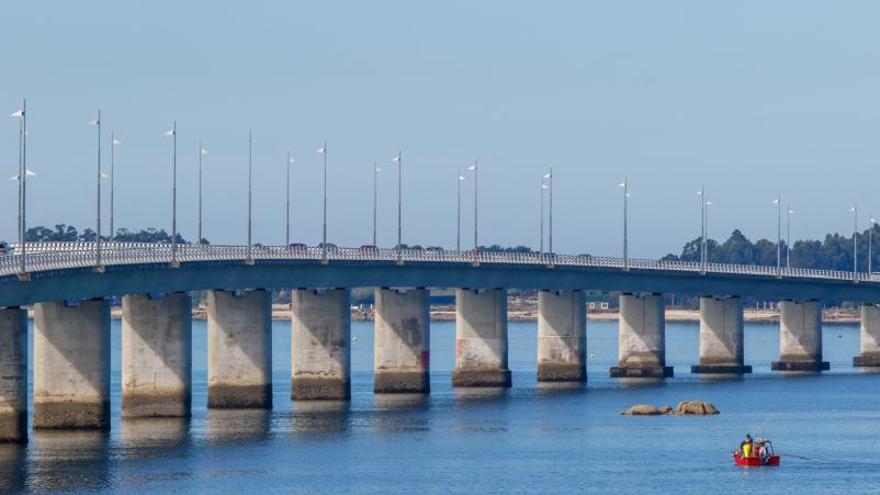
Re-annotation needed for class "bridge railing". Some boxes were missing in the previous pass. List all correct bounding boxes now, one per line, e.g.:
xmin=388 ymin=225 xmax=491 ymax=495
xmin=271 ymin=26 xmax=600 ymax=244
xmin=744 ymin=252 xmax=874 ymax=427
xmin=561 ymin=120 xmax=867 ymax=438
xmin=0 ymin=242 xmax=873 ymax=284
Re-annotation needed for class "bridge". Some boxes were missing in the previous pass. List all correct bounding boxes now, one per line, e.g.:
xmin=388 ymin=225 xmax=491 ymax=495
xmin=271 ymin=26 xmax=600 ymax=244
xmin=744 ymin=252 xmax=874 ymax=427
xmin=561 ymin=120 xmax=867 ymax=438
xmin=1 ymin=241 xmax=880 ymax=443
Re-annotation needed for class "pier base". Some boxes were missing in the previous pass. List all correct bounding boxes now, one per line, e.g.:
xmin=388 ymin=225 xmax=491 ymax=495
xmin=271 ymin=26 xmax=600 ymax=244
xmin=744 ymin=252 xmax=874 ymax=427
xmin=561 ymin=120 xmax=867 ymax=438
xmin=854 ymin=303 xmax=880 ymax=367
xmin=122 ymin=293 xmax=192 ymax=418
xmin=373 ymin=288 xmax=430 ymax=394
xmin=537 ymin=290 xmax=586 ymax=382
xmin=33 ymin=300 xmax=111 ymax=429
xmin=771 ymin=299 xmax=829 ymax=372
xmin=207 ymin=290 xmax=272 ymax=408
xmin=292 ymin=289 xmax=352 ymax=400
xmin=610 ymin=293 xmax=673 ymax=378
xmin=691 ymin=296 xmax=752 ymax=375
xmin=453 ymin=289 xmax=512 ymax=387
xmin=0 ymin=308 xmax=27 ymax=442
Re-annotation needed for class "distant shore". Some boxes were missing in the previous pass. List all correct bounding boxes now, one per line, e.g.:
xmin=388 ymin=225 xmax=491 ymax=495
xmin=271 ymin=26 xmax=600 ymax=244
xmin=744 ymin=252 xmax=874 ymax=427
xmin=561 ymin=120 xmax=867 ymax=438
xmin=99 ymin=304 xmax=860 ymax=324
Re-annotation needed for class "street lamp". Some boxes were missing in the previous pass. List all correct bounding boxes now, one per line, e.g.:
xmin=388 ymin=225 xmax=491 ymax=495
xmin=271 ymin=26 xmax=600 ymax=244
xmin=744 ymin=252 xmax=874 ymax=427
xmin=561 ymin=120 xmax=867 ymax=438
xmin=772 ymin=194 xmax=781 ymax=273
xmin=393 ymin=150 xmax=402 ymax=261
xmin=199 ymin=143 xmax=207 ymax=244
xmin=9 ymin=100 xmax=27 ymax=275
xmin=457 ymin=170 xmax=465 ymax=252
xmin=619 ymin=178 xmax=629 ymax=269
xmin=88 ymin=111 xmax=103 ymax=267
xmin=247 ymin=131 xmax=253 ymax=262
xmin=870 ymin=215 xmax=876 ymax=275
xmin=540 ymin=179 xmax=548 ymax=255
xmin=468 ymin=159 xmax=478 ymax=250
xmin=316 ymin=142 xmax=327 ymax=261
xmin=110 ymin=133 xmax=120 ymax=241
xmin=544 ymin=169 xmax=553 ymax=256
xmin=851 ymin=204 xmax=859 ymax=277
xmin=786 ymin=206 xmax=794 ymax=269
xmin=372 ymin=161 xmax=381 ymax=247
xmin=164 ymin=122 xmax=178 ymax=266
xmin=286 ymin=152 xmax=294 ymax=246
xmin=704 ymin=198 xmax=712 ymax=265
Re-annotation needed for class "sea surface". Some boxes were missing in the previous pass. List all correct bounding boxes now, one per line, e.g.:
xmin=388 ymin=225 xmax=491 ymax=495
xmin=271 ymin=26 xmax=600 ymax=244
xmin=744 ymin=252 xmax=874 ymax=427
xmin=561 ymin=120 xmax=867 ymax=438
xmin=1 ymin=319 xmax=879 ymax=494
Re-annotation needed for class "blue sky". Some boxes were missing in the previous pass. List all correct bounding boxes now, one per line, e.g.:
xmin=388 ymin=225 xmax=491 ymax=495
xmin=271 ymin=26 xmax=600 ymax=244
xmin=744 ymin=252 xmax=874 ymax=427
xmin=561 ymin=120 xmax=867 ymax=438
xmin=2 ymin=1 xmax=879 ymax=258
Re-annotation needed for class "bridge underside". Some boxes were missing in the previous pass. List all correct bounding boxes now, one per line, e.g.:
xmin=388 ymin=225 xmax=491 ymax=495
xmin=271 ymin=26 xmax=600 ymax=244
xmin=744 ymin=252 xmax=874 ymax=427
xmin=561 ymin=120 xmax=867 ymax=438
xmin=0 ymin=259 xmax=877 ymax=308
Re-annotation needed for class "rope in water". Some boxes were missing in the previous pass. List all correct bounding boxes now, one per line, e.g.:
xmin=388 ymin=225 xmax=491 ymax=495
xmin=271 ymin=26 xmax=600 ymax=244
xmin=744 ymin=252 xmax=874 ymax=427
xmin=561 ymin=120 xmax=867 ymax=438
xmin=780 ymin=452 xmax=880 ymax=466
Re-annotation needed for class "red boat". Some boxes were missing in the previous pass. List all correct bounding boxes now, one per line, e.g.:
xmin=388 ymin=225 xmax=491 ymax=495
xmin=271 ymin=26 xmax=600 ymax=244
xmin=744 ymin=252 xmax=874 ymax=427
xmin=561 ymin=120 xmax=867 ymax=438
xmin=733 ymin=439 xmax=780 ymax=467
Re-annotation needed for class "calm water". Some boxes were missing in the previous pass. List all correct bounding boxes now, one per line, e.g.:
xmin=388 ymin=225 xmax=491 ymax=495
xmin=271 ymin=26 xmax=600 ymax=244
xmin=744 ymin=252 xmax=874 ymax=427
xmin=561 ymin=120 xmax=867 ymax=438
xmin=2 ymin=319 xmax=879 ymax=494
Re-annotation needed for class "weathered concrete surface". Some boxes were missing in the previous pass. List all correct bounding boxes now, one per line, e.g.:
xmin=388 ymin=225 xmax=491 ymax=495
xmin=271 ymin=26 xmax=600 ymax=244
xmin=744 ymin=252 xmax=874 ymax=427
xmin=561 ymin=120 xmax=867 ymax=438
xmin=373 ymin=288 xmax=430 ymax=393
xmin=122 ymin=293 xmax=192 ymax=418
xmin=691 ymin=296 xmax=751 ymax=374
xmin=537 ymin=290 xmax=586 ymax=382
xmin=452 ymin=289 xmax=511 ymax=387
xmin=33 ymin=300 xmax=111 ymax=429
xmin=854 ymin=303 xmax=880 ymax=367
xmin=0 ymin=308 xmax=27 ymax=442
xmin=292 ymin=289 xmax=351 ymax=400
xmin=771 ymin=299 xmax=829 ymax=372
xmin=610 ymin=293 xmax=673 ymax=378
xmin=207 ymin=290 xmax=272 ymax=408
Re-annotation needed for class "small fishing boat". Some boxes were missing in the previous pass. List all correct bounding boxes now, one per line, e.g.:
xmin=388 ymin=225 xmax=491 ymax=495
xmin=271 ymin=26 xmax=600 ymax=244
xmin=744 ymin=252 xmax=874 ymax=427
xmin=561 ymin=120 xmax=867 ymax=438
xmin=733 ymin=439 xmax=780 ymax=467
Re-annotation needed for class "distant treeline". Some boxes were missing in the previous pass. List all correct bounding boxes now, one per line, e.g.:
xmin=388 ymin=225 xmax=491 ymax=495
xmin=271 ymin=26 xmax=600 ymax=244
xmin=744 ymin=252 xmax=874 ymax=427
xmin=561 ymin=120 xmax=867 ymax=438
xmin=662 ymin=228 xmax=877 ymax=272
xmin=24 ymin=224 xmax=195 ymax=244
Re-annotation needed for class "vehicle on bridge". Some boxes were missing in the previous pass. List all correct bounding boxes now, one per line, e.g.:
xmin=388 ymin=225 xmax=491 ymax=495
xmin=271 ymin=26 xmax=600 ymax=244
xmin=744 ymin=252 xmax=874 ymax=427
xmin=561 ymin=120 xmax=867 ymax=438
xmin=0 ymin=242 xmax=11 ymax=255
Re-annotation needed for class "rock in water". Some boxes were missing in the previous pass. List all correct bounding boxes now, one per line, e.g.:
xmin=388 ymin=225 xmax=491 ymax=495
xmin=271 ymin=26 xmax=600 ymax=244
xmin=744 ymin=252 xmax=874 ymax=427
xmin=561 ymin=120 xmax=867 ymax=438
xmin=621 ymin=404 xmax=664 ymax=416
xmin=672 ymin=401 xmax=719 ymax=415
xmin=659 ymin=405 xmax=673 ymax=415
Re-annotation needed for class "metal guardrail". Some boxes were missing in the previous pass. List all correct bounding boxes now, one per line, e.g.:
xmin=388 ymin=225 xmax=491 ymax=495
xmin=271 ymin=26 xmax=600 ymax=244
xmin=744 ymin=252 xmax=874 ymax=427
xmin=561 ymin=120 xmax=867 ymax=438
xmin=0 ymin=242 xmax=874 ymax=283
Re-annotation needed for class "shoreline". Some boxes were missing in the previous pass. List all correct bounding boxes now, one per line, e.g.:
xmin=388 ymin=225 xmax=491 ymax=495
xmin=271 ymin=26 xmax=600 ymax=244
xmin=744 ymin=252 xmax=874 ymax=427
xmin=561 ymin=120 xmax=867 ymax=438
xmin=97 ymin=305 xmax=861 ymax=324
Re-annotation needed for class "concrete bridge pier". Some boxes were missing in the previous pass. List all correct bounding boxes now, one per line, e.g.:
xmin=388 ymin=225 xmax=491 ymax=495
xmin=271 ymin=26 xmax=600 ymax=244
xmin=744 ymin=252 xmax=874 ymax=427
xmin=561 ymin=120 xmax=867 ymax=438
xmin=373 ymin=288 xmax=430 ymax=393
xmin=292 ymin=289 xmax=352 ymax=400
xmin=0 ymin=308 xmax=27 ymax=442
xmin=610 ymin=293 xmax=673 ymax=378
xmin=34 ymin=299 xmax=111 ymax=429
xmin=537 ymin=290 xmax=587 ymax=382
xmin=452 ymin=289 xmax=512 ymax=387
xmin=853 ymin=303 xmax=880 ymax=367
xmin=691 ymin=296 xmax=752 ymax=374
xmin=771 ymin=299 xmax=829 ymax=372
xmin=207 ymin=289 xmax=273 ymax=408
xmin=122 ymin=293 xmax=192 ymax=417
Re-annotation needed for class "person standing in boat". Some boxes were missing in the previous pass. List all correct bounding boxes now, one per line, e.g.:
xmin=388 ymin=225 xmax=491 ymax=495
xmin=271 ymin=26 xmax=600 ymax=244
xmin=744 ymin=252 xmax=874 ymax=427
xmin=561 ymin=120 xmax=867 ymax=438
xmin=740 ymin=434 xmax=754 ymax=458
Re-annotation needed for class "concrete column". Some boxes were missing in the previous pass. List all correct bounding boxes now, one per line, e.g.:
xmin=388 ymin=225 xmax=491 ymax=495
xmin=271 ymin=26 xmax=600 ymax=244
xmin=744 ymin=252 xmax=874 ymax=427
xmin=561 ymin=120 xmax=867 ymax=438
xmin=854 ymin=303 xmax=880 ymax=367
xmin=373 ymin=288 xmax=430 ymax=393
xmin=291 ymin=289 xmax=351 ymax=400
xmin=122 ymin=293 xmax=192 ymax=417
xmin=207 ymin=290 xmax=272 ymax=408
xmin=610 ymin=293 xmax=673 ymax=378
xmin=34 ymin=299 xmax=111 ymax=429
xmin=537 ymin=290 xmax=587 ymax=382
xmin=771 ymin=299 xmax=829 ymax=372
xmin=453 ymin=289 xmax=511 ymax=387
xmin=0 ymin=308 xmax=27 ymax=442
xmin=691 ymin=296 xmax=752 ymax=374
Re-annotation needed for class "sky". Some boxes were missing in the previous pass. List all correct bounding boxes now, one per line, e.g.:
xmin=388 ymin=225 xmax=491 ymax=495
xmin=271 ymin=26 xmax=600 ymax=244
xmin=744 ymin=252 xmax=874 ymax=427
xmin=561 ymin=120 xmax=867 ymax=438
xmin=2 ymin=1 xmax=879 ymax=258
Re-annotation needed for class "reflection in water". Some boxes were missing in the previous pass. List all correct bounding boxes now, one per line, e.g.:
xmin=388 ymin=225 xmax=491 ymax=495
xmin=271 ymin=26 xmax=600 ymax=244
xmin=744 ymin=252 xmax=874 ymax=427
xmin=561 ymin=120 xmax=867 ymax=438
xmin=206 ymin=409 xmax=271 ymax=443
xmin=453 ymin=388 xmax=510 ymax=433
xmin=696 ymin=373 xmax=746 ymax=382
xmin=0 ymin=445 xmax=26 ymax=492
xmin=28 ymin=430 xmax=111 ymax=492
xmin=616 ymin=377 xmax=667 ymax=389
xmin=119 ymin=418 xmax=191 ymax=455
xmin=453 ymin=387 xmax=509 ymax=404
xmin=292 ymin=401 xmax=351 ymax=434
xmin=372 ymin=395 xmax=431 ymax=433
xmin=537 ymin=381 xmax=587 ymax=395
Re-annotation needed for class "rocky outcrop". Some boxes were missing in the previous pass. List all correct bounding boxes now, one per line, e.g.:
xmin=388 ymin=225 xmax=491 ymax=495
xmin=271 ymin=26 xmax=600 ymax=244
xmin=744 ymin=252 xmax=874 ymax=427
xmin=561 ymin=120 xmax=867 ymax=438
xmin=621 ymin=404 xmax=668 ymax=416
xmin=672 ymin=401 xmax=719 ymax=415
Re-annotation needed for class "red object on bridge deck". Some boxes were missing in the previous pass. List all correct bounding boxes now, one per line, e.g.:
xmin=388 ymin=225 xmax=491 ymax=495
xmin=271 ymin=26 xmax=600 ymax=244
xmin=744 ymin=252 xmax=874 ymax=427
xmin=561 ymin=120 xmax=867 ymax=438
xmin=733 ymin=453 xmax=780 ymax=467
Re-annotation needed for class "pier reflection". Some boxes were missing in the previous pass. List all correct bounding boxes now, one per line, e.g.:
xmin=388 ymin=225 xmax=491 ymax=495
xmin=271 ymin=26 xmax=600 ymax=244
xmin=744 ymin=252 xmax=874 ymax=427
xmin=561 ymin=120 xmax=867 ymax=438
xmin=0 ymin=445 xmax=26 ymax=492
xmin=372 ymin=394 xmax=430 ymax=433
xmin=28 ymin=430 xmax=111 ymax=492
xmin=119 ymin=417 xmax=192 ymax=457
xmin=292 ymin=401 xmax=351 ymax=435
xmin=206 ymin=409 xmax=271 ymax=443
xmin=537 ymin=381 xmax=586 ymax=395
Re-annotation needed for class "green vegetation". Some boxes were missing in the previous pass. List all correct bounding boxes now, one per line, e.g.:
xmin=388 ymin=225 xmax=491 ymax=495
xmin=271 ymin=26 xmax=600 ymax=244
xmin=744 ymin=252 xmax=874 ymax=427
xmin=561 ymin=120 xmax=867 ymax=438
xmin=24 ymin=224 xmax=193 ymax=244
xmin=662 ymin=227 xmax=878 ymax=272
